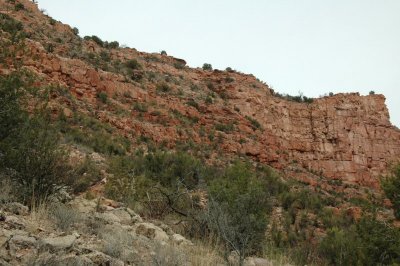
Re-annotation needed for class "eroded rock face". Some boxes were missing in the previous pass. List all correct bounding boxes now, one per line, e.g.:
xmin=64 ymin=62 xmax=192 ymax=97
xmin=236 ymin=92 xmax=400 ymax=189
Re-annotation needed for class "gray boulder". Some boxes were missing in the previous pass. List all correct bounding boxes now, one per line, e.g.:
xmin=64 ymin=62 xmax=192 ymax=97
xmin=39 ymin=235 xmax=77 ymax=251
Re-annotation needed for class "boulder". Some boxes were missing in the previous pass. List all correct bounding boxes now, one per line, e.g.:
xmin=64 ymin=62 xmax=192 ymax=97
xmin=244 ymin=257 xmax=273 ymax=266
xmin=135 ymin=223 xmax=169 ymax=242
xmin=94 ymin=212 xmax=121 ymax=224
xmin=109 ymin=209 xmax=132 ymax=225
xmin=126 ymin=208 xmax=143 ymax=223
xmin=4 ymin=203 xmax=29 ymax=216
xmin=69 ymin=197 xmax=98 ymax=214
xmin=0 ymin=229 xmax=12 ymax=247
xmin=9 ymin=235 xmax=37 ymax=248
xmin=5 ymin=216 xmax=26 ymax=230
xmin=84 ymin=251 xmax=124 ymax=266
xmin=39 ymin=235 xmax=77 ymax=251
xmin=171 ymin=234 xmax=193 ymax=246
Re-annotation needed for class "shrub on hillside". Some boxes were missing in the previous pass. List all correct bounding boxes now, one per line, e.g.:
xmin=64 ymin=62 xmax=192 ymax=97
xmin=105 ymin=151 xmax=213 ymax=219
xmin=0 ymin=72 xmax=73 ymax=206
xmin=156 ymin=82 xmax=171 ymax=93
xmin=1 ymin=114 xmax=73 ymax=206
xmin=125 ymin=59 xmax=141 ymax=70
xmin=84 ymin=35 xmax=104 ymax=47
xmin=96 ymin=91 xmax=108 ymax=103
xmin=319 ymin=216 xmax=400 ymax=265
xmin=72 ymin=27 xmax=79 ymax=35
xmin=245 ymin=116 xmax=262 ymax=130
xmin=206 ymin=161 xmax=277 ymax=264
xmin=381 ymin=165 xmax=400 ymax=219
xmin=14 ymin=3 xmax=24 ymax=11
xmin=0 ymin=13 xmax=25 ymax=42
xmin=202 ymin=63 xmax=213 ymax=71
xmin=0 ymin=72 xmax=28 ymax=140
xmin=105 ymin=41 xmax=119 ymax=49
xmin=319 ymin=227 xmax=361 ymax=266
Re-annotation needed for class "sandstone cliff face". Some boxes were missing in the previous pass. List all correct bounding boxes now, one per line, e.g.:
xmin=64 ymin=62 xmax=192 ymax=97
xmin=237 ymin=92 xmax=400 ymax=188
xmin=1 ymin=0 xmax=399 ymax=192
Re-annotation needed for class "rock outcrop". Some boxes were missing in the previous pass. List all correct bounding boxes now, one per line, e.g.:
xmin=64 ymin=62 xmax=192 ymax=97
xmin=0 ymin=198 xmax=195 ymax=265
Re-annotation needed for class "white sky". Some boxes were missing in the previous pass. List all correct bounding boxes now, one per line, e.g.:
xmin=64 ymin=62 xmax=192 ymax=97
xmin=38 ymin=0 xmax=400 ymax=127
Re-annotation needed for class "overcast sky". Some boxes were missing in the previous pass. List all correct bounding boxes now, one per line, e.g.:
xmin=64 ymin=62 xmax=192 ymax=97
xmin=38 ymin=0 xmax=400 ymax=127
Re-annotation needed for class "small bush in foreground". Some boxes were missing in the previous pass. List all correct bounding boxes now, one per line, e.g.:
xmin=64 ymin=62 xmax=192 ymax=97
xmin=0 ymin=72 xmax=72 ymax=206
xmin=50 ymin=203 xmax=81 ymax=232
xmin=207 ymin=161 xmax=275 ymax=265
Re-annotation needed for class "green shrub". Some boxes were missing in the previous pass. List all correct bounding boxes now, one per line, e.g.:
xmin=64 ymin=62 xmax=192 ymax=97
xmin=245 ymin=116 xmax=262 ymax=130
xmin=225 ymin=76 xmax=235 ymax=83
xmin=125 ymin=59 xmax=141 ymax=70
xmin=96 ymin=91 xmax=108 ymax=103
xmin=207 ymin=161 xmax=274 ymax=264
xmin=71 ymin=156 xmax=101 ymax=193
xmin=273 ymin=92 xmax=314 ymax=104
xmin=90 ymin=35 xmax=103 ymax=46
xmin=281 ymin=189 xmax=324 ymax=212
xmin=105 ymin=41 xmax=119 ymax=49
xmin=132 ymin=102 xmax=148 ymax=113
xmin=355 ymin=216 xmax=400 ymax=265
xmin=205 ymin=95 xmax=213 ymax=104
xmin=215 ymin=122 xmax=234 ymax=132
xmin=160 ymin=50 xmax=167 ymax=56
xmin=50 ymin=203 xmax=81 ymax=232
xmin=99 ymin=51 xmax=110 ymax=62
xmin=60 ymin=114 xmax=130 ymax=156
xmin=156 ymin=82 xmax=171 ymax=93
xmin=202 ymin=63 xmax=213 ymax=71
xmin=381 ymin=165 xmax=400 ymax=219
xmin=186 ymin=99 xmax=200 ymax=110
xmin=130 ymin=70 xmax=143 ymax=82
xmin=369 ymin=91 xmax=375 ymax=95
xmin=84 ymin=35 xmax=104 ymax=46
xmin=0 ymin=13 xmax=25 ymax=42
xmin=106 ymin=151 xmax=209 ymax=218
xmin=14 ymin=3 xmax=24 ymax=11
xmin=72 ymin=27 xmax=79 ymax=35
xmin=45 ymin=43 xmax=54 ymax=53
xmin=1 ymin=113 xmax=73 ymax=206
xmin=0 ymin=72 xmax=28 ymax=140
xmin=319 ymin=227 xmax=361 ymax=266
xmin=319 ymin=216 xmax=400 ymax=265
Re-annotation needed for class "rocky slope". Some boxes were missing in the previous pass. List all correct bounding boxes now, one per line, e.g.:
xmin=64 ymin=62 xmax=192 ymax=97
xmin=1 ymin=0 xmax=399 ymax=195
xmin=0 ymin=197 xmax=212 ymax=265
xmin=1 ymin=195 xmax=285 ymax=266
